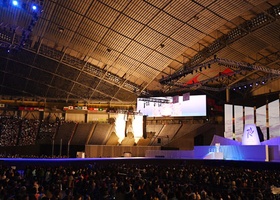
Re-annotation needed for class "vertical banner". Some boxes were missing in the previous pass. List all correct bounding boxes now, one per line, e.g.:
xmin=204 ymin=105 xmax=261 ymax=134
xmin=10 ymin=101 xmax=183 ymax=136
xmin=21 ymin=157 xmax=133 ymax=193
xmin=224 ymin=104 xmax=233 ymax=139
xmin=183 ymin=92 xmax=190 ymax=101
xmin=234 ymin=105 xmax=243 ymax=142
xmin=256 ymin=105 xmax=267 ymax=141
xmin=172 ymin=95 xmax=179 ymax=103
xmin=245 ymin=106 xmax=254 ymax=125
xmin=268 ymin=100 xmax=279 ymax=139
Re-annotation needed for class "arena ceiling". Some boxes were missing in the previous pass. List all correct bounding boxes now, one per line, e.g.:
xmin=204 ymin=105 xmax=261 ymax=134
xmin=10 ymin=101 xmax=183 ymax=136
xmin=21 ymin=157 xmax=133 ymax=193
xmin=0 ymin=0 xmax=280 ymax=104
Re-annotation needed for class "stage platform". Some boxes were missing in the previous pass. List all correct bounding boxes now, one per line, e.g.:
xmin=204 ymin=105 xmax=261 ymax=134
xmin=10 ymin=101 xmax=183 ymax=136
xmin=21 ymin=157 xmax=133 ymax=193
xmin=145 ymin=132 xmax=280 ymax=162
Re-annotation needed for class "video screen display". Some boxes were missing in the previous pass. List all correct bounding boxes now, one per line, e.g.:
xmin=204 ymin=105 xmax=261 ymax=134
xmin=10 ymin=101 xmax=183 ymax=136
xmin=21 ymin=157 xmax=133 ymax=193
xmin=137 ymin=95 xmax=207 ymax=117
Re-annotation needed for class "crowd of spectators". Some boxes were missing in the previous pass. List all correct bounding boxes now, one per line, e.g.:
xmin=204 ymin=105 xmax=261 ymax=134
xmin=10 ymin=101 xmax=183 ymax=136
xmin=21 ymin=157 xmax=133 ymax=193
xmin=0 ymin=116 xmax=60 ymax=147
xmin=37 ymin=120 xmax=60 ymax=144
xmin=18 ymin=119 xmax=40 ymax=146
xmin=0 ymin=160 xmax=279 ymax=199
xmin=0 ymin=116 xmax=21 ymax=146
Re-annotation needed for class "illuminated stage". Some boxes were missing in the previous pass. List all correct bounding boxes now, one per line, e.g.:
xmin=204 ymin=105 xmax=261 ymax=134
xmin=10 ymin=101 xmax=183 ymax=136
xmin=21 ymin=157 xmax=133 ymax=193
xmin=146 ymin=136 xmax=280 ymax=162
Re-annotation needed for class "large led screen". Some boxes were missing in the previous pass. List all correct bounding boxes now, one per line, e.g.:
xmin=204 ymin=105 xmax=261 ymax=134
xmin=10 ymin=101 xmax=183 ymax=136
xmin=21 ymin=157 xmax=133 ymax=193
xmin=137 ymin=95 xmax=207 ymax=117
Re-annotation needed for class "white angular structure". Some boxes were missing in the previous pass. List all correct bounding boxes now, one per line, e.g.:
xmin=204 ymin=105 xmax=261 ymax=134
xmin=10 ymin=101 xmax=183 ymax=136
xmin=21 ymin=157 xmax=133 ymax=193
xmin=242 ymin=124 xmax=261 ymax=145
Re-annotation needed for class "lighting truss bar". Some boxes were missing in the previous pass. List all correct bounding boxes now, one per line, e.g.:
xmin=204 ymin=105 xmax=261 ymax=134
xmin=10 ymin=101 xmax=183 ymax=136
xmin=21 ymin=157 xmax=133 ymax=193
xmin=173 ymin=82 xmax=224 ymax=92
xmin=159 ymin=59 xmax=217 ymax=84
xmin=160 ymin=57 xmax=280 ymax=85
xmin=174 ymin=73 xmax=278 ymax=92
xmin=216 ymin=58 xmax=280 ymax=75
xmin=230 ymin=74 xmax=279 ymax=90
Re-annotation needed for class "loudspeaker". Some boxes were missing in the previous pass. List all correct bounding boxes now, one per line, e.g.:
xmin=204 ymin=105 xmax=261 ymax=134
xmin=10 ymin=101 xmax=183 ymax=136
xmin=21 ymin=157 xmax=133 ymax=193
xmin=143 ymin=115 xmax=147 ymax=139
xmin=256 ymin=126 xmax=264 ymax=142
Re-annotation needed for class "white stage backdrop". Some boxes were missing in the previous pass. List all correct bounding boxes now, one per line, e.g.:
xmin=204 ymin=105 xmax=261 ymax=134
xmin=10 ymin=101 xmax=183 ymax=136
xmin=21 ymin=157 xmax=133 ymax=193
xmin=269 ymin=100 xmax=280 ymax=138
xmin=224 ymin=104 xmax=233 ymax=139
xmin=256 ymin=105 xmax=267 ymax=140
xmin=244 ymin=106 xmax=254 ymax=125
xmin=225 ymin=99 xmax=280 ymax=141
xmin=234 ymin=105 xmax=243 ymax=142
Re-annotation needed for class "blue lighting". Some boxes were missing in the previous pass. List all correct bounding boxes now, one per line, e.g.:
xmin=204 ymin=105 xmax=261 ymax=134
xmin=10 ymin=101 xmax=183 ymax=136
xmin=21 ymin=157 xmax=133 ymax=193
xmin=31 ymin=5 xmax=37 ymax=11
xmin=12 ymin=0 xmax=19 ymax=6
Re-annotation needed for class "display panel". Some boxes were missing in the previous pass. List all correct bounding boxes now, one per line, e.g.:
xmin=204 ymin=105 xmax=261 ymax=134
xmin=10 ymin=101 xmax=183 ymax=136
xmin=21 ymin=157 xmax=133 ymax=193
xmin=137 ymin=95 xmax=207 ymax=117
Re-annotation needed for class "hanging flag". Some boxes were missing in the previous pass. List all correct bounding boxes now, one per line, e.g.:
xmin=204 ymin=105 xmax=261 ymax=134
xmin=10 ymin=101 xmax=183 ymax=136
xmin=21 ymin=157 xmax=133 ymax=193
xmin=172 ymin=95 xmax=179 ymax=103
xmin=183 ymin=92 xmax=190 ymax=101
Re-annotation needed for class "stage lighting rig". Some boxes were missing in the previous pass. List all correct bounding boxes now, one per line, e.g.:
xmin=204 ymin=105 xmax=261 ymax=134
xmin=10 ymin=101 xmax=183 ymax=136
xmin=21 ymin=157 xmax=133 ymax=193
xmin=160 ymin=57 xmax=280 ymax=87
xmin=17 ymin=0 xmax=44 ymax=48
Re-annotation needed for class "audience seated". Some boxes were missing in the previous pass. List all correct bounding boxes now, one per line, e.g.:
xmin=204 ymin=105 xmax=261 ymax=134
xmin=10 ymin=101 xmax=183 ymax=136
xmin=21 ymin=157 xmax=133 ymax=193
xmin=18 ymin=119 xmax=40 ymax=146
xmin=0 ymin=116 xmax=61 ymax=147
xmin=0 ymin=161 xmax=278 ymax=199
xmin=0 ymin=116 xmax=21 ymax=146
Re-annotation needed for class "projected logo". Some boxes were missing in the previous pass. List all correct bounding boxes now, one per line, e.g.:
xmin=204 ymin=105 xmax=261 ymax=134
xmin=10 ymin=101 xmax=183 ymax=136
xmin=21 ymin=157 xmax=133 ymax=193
xmin=246 ymin=127 xmax=254 ymax=138
xmin=242 ymin=124 xmax=260 ymax=145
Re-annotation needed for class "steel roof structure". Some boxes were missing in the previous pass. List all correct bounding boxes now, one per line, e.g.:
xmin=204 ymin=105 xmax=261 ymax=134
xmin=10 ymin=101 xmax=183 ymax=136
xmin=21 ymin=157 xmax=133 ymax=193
xmin=0 ymin=0 xmax=279 ymax=104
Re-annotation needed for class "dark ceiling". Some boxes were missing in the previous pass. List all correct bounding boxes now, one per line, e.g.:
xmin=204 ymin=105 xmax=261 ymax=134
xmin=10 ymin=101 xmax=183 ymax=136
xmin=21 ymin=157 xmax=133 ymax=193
xmin=0 ymin=0 xmax=280 ymax=104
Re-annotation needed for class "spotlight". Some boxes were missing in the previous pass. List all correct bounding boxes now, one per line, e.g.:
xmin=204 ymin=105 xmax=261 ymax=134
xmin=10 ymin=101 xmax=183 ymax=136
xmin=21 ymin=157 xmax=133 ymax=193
xmin=12 ymin=0 xmax=19 ymax=6
xmin=31 ymin=5 xmax=37 ymax=11
xmin=244 ymin=85 xmax=247 ymax=88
